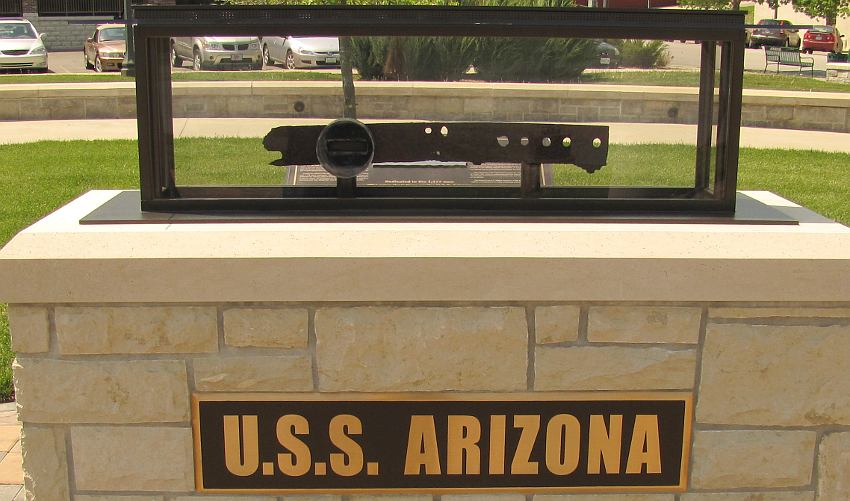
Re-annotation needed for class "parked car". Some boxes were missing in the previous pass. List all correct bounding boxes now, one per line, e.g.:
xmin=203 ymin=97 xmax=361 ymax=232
xmin=592 ymin=40 xmax=621 ymax=68
xmin=84 ymin=23 xmax=125 ymax=72
xmin=802 ymin=25 xmax=844 ymax=54
xmin=171 ymin=36 xmax=262 ymax=70
xmin=261 ymin=36 xmax=339 ymax=69
xmin=748 ymin=19 xmax=801 ymax=48
xmin=0 ymin=19 xmax=47 ymax=73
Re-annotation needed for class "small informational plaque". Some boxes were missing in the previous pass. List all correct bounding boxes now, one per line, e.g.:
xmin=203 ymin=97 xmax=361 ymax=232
xmin=193 ymin=392 xmax=692 ymax=494
xmin=286 ymin=162 xmax=554 ymax=186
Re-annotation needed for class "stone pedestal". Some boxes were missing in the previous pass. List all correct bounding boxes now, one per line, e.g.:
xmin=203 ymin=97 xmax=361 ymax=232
xmin=1 ymin=190 xmax=849 ymax=500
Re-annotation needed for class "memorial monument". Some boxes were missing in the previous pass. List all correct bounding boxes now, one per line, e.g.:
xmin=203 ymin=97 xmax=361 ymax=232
xmin=1 ymin=5 xmax=849 ymax=500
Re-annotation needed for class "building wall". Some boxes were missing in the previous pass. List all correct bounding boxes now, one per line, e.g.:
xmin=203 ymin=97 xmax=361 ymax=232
xmin=21 ymin=0 xmax=175 ymax=51
xmin=23 ymin=14 xmax=114 ymax=51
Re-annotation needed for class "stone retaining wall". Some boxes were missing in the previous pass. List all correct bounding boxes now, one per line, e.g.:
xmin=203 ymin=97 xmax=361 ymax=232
xmin=9 ymin=301 xmax=850 ymax=500
xmin=2 ymin=81 xmax=850 ymax=133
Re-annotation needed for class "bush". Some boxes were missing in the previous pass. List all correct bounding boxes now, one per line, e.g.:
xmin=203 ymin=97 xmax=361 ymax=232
xmin=473 ymin=37 xmax=596 ymax=82
xmin=350 ymin=37 xmax=390 ymax=80
xmin=350 ymin=36 xmax=475 ymax=81
xmin=351 ymin=36 xmax=595 ymax=82
xmin=612 ymin=39 xmax=671 ymax=69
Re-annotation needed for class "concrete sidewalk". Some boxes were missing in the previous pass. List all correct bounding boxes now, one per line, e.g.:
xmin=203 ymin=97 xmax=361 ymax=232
xmin=1 ymin=118 xmax=850 ymax=153
xmin=0 ymin=403 xmax=22 ymax=500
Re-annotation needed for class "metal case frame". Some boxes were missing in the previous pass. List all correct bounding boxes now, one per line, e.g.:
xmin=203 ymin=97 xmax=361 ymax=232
xmin=132 ymin=5 xmax=745 ymax=216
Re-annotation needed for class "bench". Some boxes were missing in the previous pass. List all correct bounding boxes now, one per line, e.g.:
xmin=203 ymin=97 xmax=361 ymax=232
xmin=764 ymin=47 xmax=814 ymax=76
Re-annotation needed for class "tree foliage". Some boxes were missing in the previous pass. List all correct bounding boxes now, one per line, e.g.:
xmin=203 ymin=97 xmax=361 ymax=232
xmin=679 ymin=0 xmax=848 ymax=26
xmin=678 ymin=0 xmax=739 ymax=9
xmin=678 ymin=0 xmax=784 ymax=14
xmin=790 ymin=0 xmax=849 ymax=24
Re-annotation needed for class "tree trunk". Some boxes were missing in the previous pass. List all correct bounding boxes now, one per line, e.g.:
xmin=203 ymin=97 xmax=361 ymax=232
xmin=339 ymin=35 xmax=357 ymax=119
xmin=731 ymin=0 xmax=740 ymax=10
xmin=826 ymin=13 xmax=837 ymax=26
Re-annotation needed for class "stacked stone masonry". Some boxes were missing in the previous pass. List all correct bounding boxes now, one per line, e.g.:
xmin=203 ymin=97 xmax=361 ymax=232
xmin=2 ymin=82 xmax=850 ymax=134
xmin=9 ymin=302 xmax=850 ymax=500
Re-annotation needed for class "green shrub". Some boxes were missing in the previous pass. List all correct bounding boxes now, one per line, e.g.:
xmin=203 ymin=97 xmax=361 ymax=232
xmin=395 ymin=37 xmax=476 ymax=81
xmin=350 ymin=36 xmax=390 ymax=80
xmin=350 ymin=36 xmax=475 ymax=81
xmin=612 ymin=39 xmax=671 ymax=69
xmin=351 ymin=35 xmax=594 ymax=83
xmin=473 ymin=37 xmax=596 ymax=82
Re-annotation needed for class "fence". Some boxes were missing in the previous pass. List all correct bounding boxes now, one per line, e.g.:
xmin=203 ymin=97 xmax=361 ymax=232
xmin=37 ymin=0 xmax=120 ymax=17
xmin=0 ymin=0 xmax=22 ymax=17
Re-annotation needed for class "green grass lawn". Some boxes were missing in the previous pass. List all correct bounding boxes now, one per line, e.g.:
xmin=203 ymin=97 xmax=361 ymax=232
xmin=1 ymin=69 xmax=848 ymax=92
xmin=1 ymin=138 xmax=849 ymax=401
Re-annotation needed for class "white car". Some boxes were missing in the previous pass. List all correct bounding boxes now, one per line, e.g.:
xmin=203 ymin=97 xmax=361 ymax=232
xmin=261 ymin=36 xmax=339 ymax=69
xmin=171 ymin=36 xmax=262 ymax=70
xmin=0 ymin=19 xmax=47 ymax=73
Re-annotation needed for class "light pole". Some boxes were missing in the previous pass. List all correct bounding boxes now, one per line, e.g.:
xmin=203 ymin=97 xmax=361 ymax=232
xmin=121 ymin=0 xmax=135 ymax=77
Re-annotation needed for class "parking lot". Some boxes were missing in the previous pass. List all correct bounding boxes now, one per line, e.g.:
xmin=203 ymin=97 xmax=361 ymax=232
xmin=43 ymin=47 xmax=340 ymax=74
xmin=39 ymin=41 xmax=833 ymax=76
xmin=664 ymin=41 xmax=831 ymax=74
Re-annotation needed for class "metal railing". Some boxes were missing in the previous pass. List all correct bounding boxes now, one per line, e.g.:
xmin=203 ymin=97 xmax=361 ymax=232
xmin=0 ymin=0 xmax=23 ymax=17
xmin=37 ymin=0 xmax=121 ymax=17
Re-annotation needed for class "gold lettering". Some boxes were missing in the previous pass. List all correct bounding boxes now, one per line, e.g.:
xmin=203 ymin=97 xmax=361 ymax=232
xmin=447 ymin=415 xmax=481 ymax=475
xmin=545 ymin=414 xmax=580 ymax=476
xmin=588 ymin=414 xmax=623 ymax=474
xmin=404 ymin=415 xmax=441 ymax=475
xmin=511 ymin=415 xmax=540 ymax=475
xmin=489 ymin=415 xmax=506 ymax=475
xmin=276 ymin=414 xmax=312 ymax=476
xmin=626 ymin=415 xmax=662 ymax=474
xmin=329 ymin=414 xmax=365 ymax=477
xmin=223 ymin=415 xmax=259 ymax=477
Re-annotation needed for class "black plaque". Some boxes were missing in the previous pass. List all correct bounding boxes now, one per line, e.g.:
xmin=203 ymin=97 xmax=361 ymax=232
xmin=193 ymin=392 xmax=693 ymax=494
xmin=286 ymin=162 xmax=555 ymax=187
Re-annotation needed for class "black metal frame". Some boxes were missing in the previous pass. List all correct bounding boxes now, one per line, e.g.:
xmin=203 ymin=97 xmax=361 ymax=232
xmin=133 ymin=5 xmax=746 ymax=215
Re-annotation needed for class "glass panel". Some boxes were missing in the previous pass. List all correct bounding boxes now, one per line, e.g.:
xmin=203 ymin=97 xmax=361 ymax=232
xmin=169 ymin=33 xmax=718 ymax=199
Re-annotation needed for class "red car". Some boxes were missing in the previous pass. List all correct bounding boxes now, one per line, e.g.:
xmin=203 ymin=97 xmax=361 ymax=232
xmin=802 ymin=26 xmax=844 ymax=54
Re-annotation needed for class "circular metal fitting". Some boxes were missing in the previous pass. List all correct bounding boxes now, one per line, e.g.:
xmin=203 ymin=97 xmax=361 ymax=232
xmin=316 ymin=119 xmax=375 ymax=179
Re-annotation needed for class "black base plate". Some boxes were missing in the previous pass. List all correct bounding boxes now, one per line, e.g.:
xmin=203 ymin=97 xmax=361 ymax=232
xmin=79 ymin=191 xmax=801 ymax=225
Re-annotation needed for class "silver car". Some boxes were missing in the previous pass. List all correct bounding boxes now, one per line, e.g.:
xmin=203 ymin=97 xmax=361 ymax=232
xmin=0 ymin=19 xmax=48 ymax=73
xmin=171 ymin=36 xmax=261 ymax=70
xmin=261 ymin=36 xmax=339 ymax=69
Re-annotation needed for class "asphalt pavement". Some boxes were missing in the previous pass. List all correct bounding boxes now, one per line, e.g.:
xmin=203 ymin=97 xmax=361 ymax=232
xmin=41 ymin=41 xmax=834 ymax=76
xmin=43 ymin=48 xmax=340 ymax=74
xmin=665 ymin=41 xmax=832 ymax=74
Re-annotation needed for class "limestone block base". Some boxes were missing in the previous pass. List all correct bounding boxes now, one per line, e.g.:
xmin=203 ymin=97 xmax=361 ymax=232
xmin=0 ymin=190 xmax=848 ymax=499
